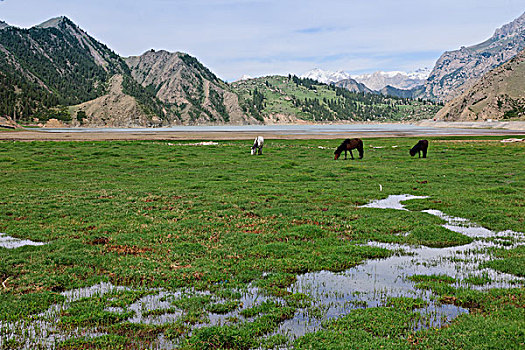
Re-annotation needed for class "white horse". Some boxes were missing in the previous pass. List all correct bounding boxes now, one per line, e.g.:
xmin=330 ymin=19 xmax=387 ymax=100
xmin=251 ymin=136 xmax=264 ymax=155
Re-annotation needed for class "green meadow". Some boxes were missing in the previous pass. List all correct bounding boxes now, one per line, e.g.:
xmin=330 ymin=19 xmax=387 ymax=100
xmin=0 ymin=137 xmax=524 ymax=349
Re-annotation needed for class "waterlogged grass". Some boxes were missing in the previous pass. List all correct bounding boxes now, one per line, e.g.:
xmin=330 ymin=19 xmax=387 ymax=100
xmin=294 ymin=306 xmax=421 ymax=349
xmin=58 ymin=290 xmax=149 ymax=329
xmin=0 ymin=137 xmax=524 ymax=348
xmin=484 ymin=245 xmax=525 ymax=277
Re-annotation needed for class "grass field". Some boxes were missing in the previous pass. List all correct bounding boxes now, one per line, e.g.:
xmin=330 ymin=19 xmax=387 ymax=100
xmin=0 ymin=137 xmax=524 ymax=349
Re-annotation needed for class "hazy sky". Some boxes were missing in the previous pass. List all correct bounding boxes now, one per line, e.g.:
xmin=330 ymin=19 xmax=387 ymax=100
xmin=1 ymin=0 xmax=523 ymax=81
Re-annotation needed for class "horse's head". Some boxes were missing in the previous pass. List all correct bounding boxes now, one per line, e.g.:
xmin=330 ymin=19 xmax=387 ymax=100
xmin=357 ymin=140 xmax=364 ymax=159
xmin=251 ymin=147 xmax=256 ymax=155
xmin=409 ymin=148 xmax=417 ymax=156
xmin=334 ymin=143 xmax=345 ymax=160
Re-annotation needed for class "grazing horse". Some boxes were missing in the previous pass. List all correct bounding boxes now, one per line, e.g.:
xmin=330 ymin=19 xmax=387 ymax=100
xmin=334 ymin=138 xmax=364 ymax=160
xmin=251 ymin=136 xmax=264 ymax=155
xmin=410 ymin=140 xmax=428 ymax=158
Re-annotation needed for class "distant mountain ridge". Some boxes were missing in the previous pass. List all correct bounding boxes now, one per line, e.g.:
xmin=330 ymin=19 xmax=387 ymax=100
xmin=300 ymin=68 xmax=352 ymax=84
xmin=417 ymin=12 xmax=525 ymax=102
xmin=232 ymin=75 xmax=440 ymax=123
xmin=300 ymin=68 xmax=430 ymax=92
xmin=0 ymin=17 xmax=253 ymax=126
xmin=2 ymin=13 xmax=524 ymax=126
xmin=352 ymin=68 xmax=430 ymax=91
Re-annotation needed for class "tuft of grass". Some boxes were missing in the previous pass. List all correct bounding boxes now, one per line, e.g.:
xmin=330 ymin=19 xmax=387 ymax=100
xmin=483 ymin=246 xmax=525 ymax=277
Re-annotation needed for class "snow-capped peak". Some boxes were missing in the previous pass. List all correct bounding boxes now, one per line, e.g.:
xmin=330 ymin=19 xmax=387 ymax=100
xmin=299 ymin=67 xmax=431 ymax=90
xmin=238 ymin=74 xmax=253 ymax=81
xmin=300 ymin=68 xmax=353 ymax=84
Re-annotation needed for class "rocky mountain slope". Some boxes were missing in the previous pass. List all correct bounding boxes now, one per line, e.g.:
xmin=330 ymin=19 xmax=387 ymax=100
xmin=435 ymin=49 xmax=525 ymax=121
xmin=0 ymin=15 xmax=445 ymax=126
xmin=71 ymin=74 xmax=162 ymax=127
xmin=125 ymin=50 xmax=256 ymax=124
xmin=379 ymin=85 xmax=415 ymax=99
xmin=418 ymin=12 xmax=525 ymax=102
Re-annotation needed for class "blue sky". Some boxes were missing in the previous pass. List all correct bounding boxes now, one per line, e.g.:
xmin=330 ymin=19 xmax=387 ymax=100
xmin=0 ymin=0 xmax=523 ymax=81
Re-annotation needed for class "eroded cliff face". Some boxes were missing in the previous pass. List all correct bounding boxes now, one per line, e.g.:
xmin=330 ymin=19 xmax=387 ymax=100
xmin=436 ymin=49 xmax=525 ymax=121
xmin=125 ymin=50 xmax=258 ymax=125
xmin=418 ymin=12 xmax=525 ymax=102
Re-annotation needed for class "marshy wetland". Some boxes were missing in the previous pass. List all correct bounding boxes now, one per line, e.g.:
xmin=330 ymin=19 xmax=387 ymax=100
xmin=0 ymin=137 xmax=524 ymax=349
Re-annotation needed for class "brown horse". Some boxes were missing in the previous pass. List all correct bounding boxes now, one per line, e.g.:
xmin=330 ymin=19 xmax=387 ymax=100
xmin=334 ymin=138 xmax=364 ymax=160
xmin=410 ymin=140 xmax=428 ymax=158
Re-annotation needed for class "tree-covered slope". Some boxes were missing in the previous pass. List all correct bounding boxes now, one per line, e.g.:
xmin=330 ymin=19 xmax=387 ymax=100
xmin=0 ymin=17 xmax=125 ymax=120
xmin=232 ymin=75 xmax=441 ymax=122
xmin=0 ymin=17 xmax=167 ymax=125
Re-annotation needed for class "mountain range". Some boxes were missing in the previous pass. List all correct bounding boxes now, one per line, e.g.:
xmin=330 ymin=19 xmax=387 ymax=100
xmin=300 ymin=12 xmax=525 ymax=108
xmin=300 ymin=68 xmax=430 ymax=91
xmin=352 ymin=68 xmax=431 ymax=90
xmin=1 ymin=12 xmax=524 ymax=126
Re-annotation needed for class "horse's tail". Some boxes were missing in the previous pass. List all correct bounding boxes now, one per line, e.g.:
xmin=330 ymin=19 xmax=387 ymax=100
xmin=357 ymin=139 xmax=364 ymax=159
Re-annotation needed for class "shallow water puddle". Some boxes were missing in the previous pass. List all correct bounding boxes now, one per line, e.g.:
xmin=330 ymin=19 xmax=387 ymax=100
xmin=2 ymin=195 xmax=524 ymax=348
xmin=273 ymin=195 xmax=524 ymax=339
xmin=423 ymin=209 xmax=523 ymax=239
xmin=360 ymin=194 xmax=428 ymax=210
xmin=0 ymin=283 xmax=272 ymax=349
xmin=1 ymin=283 xmax=129 ymax=349
xmin=0 ymin=233 xmax=47 ymax=249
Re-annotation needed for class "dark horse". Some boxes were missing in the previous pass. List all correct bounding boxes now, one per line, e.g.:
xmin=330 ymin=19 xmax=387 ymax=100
xmin=410 ymin=140 xmax=429 ymax=158
xmin=334 ymin=138 xmax=364 ymax=160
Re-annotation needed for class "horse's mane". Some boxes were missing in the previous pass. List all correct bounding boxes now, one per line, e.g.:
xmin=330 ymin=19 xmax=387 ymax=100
xmin=334 ymin=142 xmax=347 ymax=155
